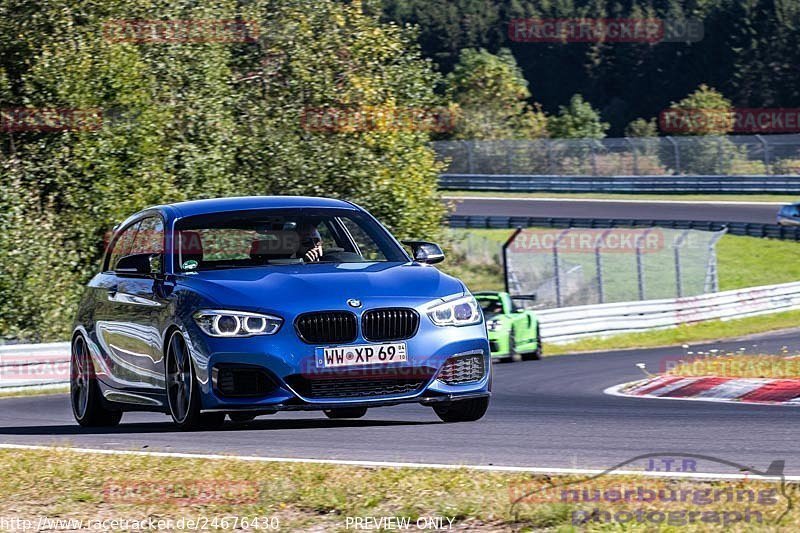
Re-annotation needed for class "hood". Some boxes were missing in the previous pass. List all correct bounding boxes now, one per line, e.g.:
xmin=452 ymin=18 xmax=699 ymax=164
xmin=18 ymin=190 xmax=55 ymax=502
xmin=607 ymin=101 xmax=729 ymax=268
xmin=176 ymin=262 xmax=466 ymax=314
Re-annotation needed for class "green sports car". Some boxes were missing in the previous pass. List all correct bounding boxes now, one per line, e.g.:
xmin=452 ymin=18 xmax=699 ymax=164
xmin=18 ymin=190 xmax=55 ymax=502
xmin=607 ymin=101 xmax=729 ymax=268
xmin=475 ymin=291 xmax=541 ymax=362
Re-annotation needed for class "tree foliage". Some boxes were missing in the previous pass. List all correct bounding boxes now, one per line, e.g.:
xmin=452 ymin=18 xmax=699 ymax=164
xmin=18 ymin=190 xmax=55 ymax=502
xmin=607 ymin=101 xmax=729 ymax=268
xmin=384 ymin=0 xmax=800 ymax=135
xmin=446 ymin=48 xmax=547 ymax=139
xmin=547 ymin=95 xmax=609 ymax=139
xmin=0 ymin=0 xmax=446 ymax=341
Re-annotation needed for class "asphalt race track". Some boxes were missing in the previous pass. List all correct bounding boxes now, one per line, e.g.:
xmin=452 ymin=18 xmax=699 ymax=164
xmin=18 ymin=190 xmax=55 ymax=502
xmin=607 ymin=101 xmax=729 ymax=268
xmin=447 ymin=196 xmax=783 ymax=224
xmin=3 ymin=330 xmax=800 ymax=476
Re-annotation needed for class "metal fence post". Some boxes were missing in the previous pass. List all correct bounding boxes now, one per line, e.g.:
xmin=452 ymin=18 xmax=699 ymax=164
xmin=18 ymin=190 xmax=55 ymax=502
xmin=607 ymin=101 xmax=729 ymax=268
xmin=590 ymin=141 xmax=597 ymax=176
xmin=502 ymin=228 xmax=523 ymax=295
xmin=756 ymin=134 xmax=770 ymax=171
xmin=595 ymin=229 xmax=612 ymax=303
xmin=635 ymin=228 xmax=655 ymax=300
xmin=545 ymin=139 xmax=553 ymax=174
xmin=704 ymin=228 xmax=727 ymax=293
xmin=553 ymin=229 xmax=570 ymax=307
xmin=673 ymin=230 xmax=691 ymax=298
xmin=625 ymin=137 xmax=638 ymax=175
xmin=666 ymin=136 xmax=680 ymax=174
xmin=716 ymin=136 xmax=725 ymax=174
xmin=462 ymin=140 xmax=475 ymax=174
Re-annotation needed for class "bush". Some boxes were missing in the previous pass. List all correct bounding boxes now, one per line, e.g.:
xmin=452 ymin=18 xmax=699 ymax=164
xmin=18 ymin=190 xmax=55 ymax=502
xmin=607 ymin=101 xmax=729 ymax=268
xmin=555 ymin=153 xmax=669 ymax=176
xmin=547 ymin=95 xmax=609 ymax=139
xmin=728 ymin=158 xmax=768 ymax=175
xmin=772 ymin=159 xmax=800 ymax=175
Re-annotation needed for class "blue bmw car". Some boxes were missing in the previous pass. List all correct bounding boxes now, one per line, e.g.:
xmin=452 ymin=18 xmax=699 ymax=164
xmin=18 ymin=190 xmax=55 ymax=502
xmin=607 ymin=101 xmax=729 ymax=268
xmin=71 ymin=196 xmax=491 ymax=429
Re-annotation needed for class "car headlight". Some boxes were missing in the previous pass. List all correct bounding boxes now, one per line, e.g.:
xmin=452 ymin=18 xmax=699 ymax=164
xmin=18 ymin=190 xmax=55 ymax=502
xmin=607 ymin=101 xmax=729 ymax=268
xmin=193 ymin=310 xmax=283 ymax=337
xmin=427 ymin=295 xmax=482 ymax=327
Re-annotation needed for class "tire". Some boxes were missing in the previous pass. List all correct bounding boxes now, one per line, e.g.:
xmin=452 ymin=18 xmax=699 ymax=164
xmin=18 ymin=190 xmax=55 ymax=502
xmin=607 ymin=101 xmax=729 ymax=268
xmin=324 ymin=407 xmax=368 ymax=419
xmin=71 ymin=335 xmax=123 ymax=427
xmin=229 ymin=413 xmax=258 ymax=423
xmin=166 ymin=330 xmax=225 ymax=430
xmin=521 ymin=324 xmax=542 ymax=361
xmin=432 ymin=397 xmax=489 ymax=423
xmin=508 ymin=330 xmax=521 ymax=362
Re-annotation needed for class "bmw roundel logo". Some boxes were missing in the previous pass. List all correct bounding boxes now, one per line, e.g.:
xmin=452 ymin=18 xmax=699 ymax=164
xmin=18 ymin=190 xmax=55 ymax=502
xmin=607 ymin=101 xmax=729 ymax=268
xmin=347 ymin=299 xmax=362 ymax=308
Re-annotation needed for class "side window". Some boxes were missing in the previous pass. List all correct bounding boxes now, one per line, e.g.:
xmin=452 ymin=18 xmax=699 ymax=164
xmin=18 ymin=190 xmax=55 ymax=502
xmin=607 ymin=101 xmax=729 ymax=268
xmin=338 ymin=218 xmax=388 ymax=261
xmin=107 ymin=222 xmax=141 ymax=271
xmin=316 ymin=221 xmax=335 ymax=250
xmin=130 ymin=216 xmax=164 ymax=255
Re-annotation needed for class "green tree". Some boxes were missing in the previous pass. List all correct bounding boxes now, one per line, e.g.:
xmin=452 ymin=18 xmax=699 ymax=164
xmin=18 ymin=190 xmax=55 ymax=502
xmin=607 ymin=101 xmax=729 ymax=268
xmin=663 ymin=85 xmax=739 ymax=174
xmin=625 ymin=118 xmax=658 ymax=138
xmin=0 ymin=0 xmax=447 ymax=340
xmin=547 ymin=94 xmax=609 ymax=139
xmin=664 ymin=84 xmax=733 ymax=136
xmin=446 ymin=48 xmax=547 ymax=139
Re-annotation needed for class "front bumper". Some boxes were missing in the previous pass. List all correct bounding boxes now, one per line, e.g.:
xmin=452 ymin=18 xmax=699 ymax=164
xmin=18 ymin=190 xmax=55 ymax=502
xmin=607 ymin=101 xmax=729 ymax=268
xmin=184 ymin=317 xmax=491 ymax=412
xmin=486 ymin=328 xmax=512 ymax=357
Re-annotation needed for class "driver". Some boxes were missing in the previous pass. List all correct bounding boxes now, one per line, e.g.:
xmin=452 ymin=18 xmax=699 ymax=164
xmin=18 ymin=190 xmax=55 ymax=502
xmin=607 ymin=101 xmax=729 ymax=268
xmin=297 ymin=223 xmax=323 ymax=262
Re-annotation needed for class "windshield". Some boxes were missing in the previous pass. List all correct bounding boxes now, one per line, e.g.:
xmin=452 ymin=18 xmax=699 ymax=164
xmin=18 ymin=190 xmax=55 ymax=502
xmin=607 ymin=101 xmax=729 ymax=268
xmin=174 ymin=208 xmax=408 ymax=271
xmin=477 ymin=298 xmax=504 ymax=315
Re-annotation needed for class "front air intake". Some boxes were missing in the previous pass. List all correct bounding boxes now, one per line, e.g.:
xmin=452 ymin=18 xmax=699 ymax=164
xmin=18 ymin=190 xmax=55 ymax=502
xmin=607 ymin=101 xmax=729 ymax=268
xmin=437 ymin=354 xmax=486 ymax=385
xmin=212 ymin=366 xmax=275 ymax=398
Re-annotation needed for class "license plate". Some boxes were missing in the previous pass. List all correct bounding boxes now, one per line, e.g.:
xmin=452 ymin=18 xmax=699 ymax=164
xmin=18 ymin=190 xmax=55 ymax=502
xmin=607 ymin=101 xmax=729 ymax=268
xmin=317 ymin=343 xmax=408 ymax=368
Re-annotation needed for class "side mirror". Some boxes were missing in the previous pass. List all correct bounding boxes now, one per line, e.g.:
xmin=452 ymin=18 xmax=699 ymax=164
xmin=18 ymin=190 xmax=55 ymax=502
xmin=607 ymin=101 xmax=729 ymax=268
xmin=115 ymin=253 xmax=162 ymax=276
xmin=402 ymin=240 xmax=445 ymax=265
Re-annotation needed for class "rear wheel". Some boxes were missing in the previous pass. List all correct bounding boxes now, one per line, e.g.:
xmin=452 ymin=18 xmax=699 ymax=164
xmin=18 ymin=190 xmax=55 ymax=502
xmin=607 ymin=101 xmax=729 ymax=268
xmin=324 ymin=407 xmax=367 ymax=419
xmin=433 ymin=397 xmax=489 ymax=423
xmin=166 ymin=331 xmax=224 ymax=430
xmin=71 ymin=335 xmax=122 ymax=427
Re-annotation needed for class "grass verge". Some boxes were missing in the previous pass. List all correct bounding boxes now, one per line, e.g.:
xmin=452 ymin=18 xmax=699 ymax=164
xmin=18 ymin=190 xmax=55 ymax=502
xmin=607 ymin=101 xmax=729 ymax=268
xmin=444 ymin=229 xmax=800 ymax=293
xmin=0 ymin=447 xmax=796 ymax=531
xmin=444 ymin=190 xmax=794 ymax=203
xmin=0 ymin=386 xmax=69 ymax=399
xmin=546 ymin=309 xmax=800 ymax=356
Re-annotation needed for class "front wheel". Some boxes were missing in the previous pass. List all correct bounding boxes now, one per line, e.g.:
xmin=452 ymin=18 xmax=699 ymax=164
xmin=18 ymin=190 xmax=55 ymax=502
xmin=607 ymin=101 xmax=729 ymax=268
xmin=166 ymin=330 xmax=224 ymax=430
xmin=432 ymin=397 xmax=489 ymax=423
xmin=521 ymin=324 xmax=542 ymax=361
xmin=71 ymin=335 xmax=122 ymax=427
xmin=508 ymin=330 xmax=522 ymax=362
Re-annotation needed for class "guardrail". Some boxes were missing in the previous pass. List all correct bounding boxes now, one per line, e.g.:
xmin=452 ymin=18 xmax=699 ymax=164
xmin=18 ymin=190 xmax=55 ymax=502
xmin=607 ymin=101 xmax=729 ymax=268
xmin=1 ymin=280 xmax=798 ymax=386
xmin=447 ymin=214 xmax=800 ymax=241
xmin=536 ymin=281 xmax=800 ymax=343
xmin=0 ymin=342 xmax=70 ymax=390
xmin=439 ymin=174 xmax=800 ymax=194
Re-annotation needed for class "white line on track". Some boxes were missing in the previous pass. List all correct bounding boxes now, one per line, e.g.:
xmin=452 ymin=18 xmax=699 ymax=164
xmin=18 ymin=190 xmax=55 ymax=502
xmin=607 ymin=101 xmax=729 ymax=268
xmin=443 ymin=196 xmax=787 ymax=206
xmin=0 ymin=443 xmax=795 ymax=482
